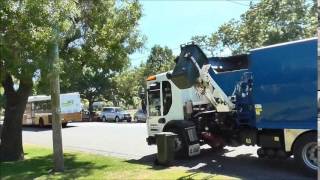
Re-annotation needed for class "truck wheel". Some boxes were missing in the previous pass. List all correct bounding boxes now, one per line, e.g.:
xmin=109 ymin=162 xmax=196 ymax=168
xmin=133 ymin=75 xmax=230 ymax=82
xmin=165 ymin=128 xmax=188 ymax=158
xmin=293 ymin=132 xmax=317 ymax=175
xmin=257 ymin=148 xmax=266 ymax=158
xmin=39 ymin=118 xmax=44 ymax=128
xmin=102 ymin=116 xmax=107 ymax=122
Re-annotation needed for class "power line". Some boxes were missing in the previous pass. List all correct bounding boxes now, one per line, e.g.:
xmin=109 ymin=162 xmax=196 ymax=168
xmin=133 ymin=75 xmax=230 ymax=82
xmin=225 ymin=0 xmax=253 ymax=7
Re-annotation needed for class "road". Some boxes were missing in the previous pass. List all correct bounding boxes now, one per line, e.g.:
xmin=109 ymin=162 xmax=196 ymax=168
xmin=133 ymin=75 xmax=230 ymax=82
xmin=22 ymin=122 xmax=313 ymax=180
xmin=23 ymin=122 xmax=156 ymax=159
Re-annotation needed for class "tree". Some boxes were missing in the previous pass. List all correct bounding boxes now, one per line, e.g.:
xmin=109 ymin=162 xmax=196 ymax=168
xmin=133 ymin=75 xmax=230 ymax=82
xmin=191 ymin=34 xmax=220 ymax=56
xmin=0 ymin=0 xmax=77 ymax=161
xmin=48 ymin=3 xmax=64 ymax=170
xmin=112 ymin=67 xmax=142 ymax=108
xmin=143 ymin=45 xmax=175 ymax=78
xmin=112 ymin=45 xmax=176 ymax=108
xmin=63 ymin=69 xmax=115 ymax=113
xmin=36 ymin=0 xmax=144 ymax=113
xmin=0 ymin=0 xmax=143 ymax=161
xmin=192 ymin=0 xmax=317 ymax=54
xmin=110 ymin=69 xmax=140 ymax=107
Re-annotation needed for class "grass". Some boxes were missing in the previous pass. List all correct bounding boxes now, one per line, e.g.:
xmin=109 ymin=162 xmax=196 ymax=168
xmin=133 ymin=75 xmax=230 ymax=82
xmin=0 ymin=144 xmax=237 ymax=180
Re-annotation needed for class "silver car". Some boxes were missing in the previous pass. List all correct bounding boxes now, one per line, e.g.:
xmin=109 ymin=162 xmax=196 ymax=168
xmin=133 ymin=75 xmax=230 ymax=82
xmin=100 ymin=107 xmax=132 ymax=122
xmin=134 ymin=109 xmax=147 ymax=122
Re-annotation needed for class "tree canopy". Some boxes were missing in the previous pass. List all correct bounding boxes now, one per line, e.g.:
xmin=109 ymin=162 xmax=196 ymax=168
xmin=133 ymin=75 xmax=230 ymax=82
xmin=143 ymin=45 xmax=175 ymax=77
xmin=113 ymin=45 xmax=175 ymax=108
xmin=192 ymin=0 xmax=317 ymax=55
xmin=34 ymin=0 xmax=144 ymax=111
xmin=0 ymin=0 xmax=144 ymax=161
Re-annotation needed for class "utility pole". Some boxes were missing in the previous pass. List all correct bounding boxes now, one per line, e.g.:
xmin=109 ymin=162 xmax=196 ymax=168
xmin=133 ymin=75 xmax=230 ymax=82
xmin=48 ymin=2 xmax=64 ymax=171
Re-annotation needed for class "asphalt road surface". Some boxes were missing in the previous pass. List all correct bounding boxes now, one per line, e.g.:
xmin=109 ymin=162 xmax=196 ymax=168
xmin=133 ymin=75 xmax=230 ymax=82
xmin=23 ymin=122 xmax=156 ymax=159
xmin=22 ymin=122 xmax=313 ymax=180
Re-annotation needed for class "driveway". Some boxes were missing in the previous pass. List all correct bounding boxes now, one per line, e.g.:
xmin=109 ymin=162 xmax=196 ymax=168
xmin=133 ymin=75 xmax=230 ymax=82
xmin=22 ymin=122 xmax=313 ymax=180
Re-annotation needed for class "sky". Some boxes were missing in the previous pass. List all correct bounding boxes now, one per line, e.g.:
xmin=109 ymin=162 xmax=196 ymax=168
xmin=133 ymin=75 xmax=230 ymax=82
xmin=129 ymin=0 xmax=256 ymax=67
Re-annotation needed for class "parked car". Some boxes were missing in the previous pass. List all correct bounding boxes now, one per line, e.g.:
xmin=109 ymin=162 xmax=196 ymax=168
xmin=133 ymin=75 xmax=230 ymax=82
xmin=134 ymin=109 xmax=147 ymax=122
xmin=100 ymin=107 xmax=131 ymax=122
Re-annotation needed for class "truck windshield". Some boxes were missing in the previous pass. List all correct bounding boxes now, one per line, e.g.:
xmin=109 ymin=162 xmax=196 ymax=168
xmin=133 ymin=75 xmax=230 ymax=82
xmin=148 ymin=82 xmax=161 ymax=116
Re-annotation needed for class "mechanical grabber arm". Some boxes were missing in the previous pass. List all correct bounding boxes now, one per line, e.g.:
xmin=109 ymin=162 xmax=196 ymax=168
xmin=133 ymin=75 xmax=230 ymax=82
xmin=168 ymin=44 xmax=234 ymax=112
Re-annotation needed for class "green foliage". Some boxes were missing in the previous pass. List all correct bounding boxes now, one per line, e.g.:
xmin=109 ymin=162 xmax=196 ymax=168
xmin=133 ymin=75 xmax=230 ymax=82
xmin=112 ymin=69 xmax=140 ymax=107
xmin=143 ymin=45 xmax=175 ymax=77
xmin=113 ymin=45 xmax=175 ymax=107
xmin=1 ymin=0 xmax=144 ymax=114
xmin=32 ymin=0 xmax=144 ymax=108
xmin=191 ymin=34 xmax=220 ymax=56
xmin=191 ymin=0 xmax=317 ymax=54
xmin=0 ymin=0 xmax=79 ymax=81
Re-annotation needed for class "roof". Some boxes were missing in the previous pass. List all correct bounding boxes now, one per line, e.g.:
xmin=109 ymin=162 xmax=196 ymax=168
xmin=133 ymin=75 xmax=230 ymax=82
xmin=28 ymin=95 xmax=51 ymax=102
xmin=102 ymin=107 xmax=121 ymax=109
xmin=251 ymin=37 xmax=317 ymax=52
xmin=27 ymin=92 xmax=80 ymax=102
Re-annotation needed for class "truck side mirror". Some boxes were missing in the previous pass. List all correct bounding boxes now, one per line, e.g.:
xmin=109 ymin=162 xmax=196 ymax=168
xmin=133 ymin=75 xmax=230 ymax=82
xmin=166 ymin=72 xmax=172 ymax=79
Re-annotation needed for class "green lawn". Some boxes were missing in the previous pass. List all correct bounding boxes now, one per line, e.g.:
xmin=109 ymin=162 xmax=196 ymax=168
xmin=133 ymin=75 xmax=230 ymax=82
xmin=0 ymin=144 xmax=237 ymax=180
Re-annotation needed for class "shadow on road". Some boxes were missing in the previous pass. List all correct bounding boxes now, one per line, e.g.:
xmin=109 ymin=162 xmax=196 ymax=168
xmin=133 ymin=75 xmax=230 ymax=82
xmin=127 ymin=148 xmax=314 ymax=180
xmin=22 ymin=125 xmax=77 ymax=132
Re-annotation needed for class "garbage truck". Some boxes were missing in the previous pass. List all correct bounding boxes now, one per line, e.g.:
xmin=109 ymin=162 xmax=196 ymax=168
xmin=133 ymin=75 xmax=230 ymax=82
xmin=145 ymin=38 xmax=317 ymax=173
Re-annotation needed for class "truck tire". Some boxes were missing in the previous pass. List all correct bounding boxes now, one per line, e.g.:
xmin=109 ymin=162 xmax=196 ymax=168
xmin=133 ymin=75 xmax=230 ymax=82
xmin=293 ymin=132 xmax=317 ymax=175
xmin=165 ymin=128 xmax=188 ymax=158
xmin=102 ymin=116 xmax=107 ymax=122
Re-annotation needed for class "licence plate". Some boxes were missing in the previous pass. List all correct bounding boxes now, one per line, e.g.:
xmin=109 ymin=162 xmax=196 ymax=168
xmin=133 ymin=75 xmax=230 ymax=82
xmin=188 ymin=143 xmax=200 ymax=156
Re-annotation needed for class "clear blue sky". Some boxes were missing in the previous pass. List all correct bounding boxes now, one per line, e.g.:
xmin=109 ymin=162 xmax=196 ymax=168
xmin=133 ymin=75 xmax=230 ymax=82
xmin=130 ymin=1 xmax=255 ymax=67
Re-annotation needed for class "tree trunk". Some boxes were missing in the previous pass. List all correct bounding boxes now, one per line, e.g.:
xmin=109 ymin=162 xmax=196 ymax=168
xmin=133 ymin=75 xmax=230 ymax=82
xmin=48 ymin=21 xmax=64 ymax=172
xmin=0 ymin=75 xmax=32 ymax=162
xmin=88 ymin=99 xmax=94 ymax=114
xmin=88 ymin=99 xmax=94 ymax=121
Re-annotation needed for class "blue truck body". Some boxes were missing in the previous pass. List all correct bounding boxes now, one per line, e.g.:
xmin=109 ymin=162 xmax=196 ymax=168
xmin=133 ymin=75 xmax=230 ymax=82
xmin=209 ymin=38 xmax=317 ymax=130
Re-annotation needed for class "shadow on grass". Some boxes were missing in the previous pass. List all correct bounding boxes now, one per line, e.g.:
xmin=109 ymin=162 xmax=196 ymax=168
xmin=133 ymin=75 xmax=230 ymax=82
xmin=0 ymin=153 xmax=108 ymax=180
xmin=126 ymin=148 xmax=314 ymax=180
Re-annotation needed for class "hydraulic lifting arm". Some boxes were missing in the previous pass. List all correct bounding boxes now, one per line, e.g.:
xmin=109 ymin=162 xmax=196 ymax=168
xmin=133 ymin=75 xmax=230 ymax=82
xmin=169 ymin=44 xmax=234 ymax=112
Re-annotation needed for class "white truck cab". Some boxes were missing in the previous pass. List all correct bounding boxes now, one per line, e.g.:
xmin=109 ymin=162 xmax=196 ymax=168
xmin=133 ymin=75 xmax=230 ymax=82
xmin=146 ymin=72 xmax=209 ymax=157
xmin=146 ymin=72 xmax=209 ymax=136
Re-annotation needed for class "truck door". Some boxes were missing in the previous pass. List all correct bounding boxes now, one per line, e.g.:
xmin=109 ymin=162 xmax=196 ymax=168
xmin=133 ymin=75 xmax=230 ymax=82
xmin=147 ymin=82 xmax=163 ymax=136
xmin=147 ymin=81 xmax=172 ymax=136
